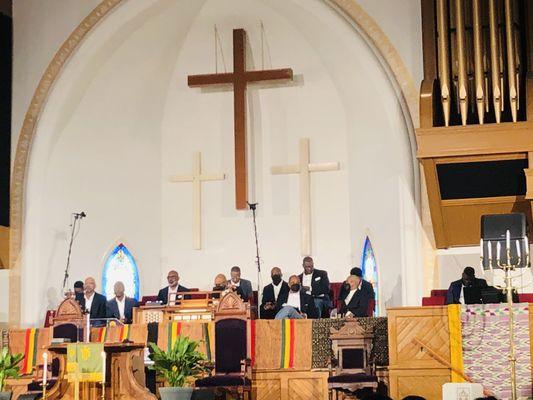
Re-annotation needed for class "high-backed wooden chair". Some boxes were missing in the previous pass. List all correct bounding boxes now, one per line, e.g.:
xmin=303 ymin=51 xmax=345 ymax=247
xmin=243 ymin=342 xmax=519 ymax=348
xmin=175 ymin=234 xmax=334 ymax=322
xmin=195 ymin=292 xmax=252 ymax=399
xmin=327 ymin=320 xmax=377 ymax=399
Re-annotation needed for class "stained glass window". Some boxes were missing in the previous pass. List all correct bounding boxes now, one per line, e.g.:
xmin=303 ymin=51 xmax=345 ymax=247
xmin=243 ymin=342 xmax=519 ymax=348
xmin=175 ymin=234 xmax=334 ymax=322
xmin=361 ymin=237 xmax=379 ymax=316
xmin=102 ymin=243 xmax=140 ymax=300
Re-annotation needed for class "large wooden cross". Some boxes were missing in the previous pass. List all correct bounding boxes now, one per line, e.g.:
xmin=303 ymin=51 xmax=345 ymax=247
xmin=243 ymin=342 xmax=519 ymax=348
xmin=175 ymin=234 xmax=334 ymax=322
xmin=169 ymin=152 xmax=225 ymax=250
xmin=271 ymin=138 xmax=340 ymax=256
xmin=188 ymin=28 xmax=293 ymax=210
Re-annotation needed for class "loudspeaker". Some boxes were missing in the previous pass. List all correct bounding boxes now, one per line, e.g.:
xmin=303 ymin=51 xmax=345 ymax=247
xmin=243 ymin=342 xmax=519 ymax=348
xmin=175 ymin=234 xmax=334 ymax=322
xmin=481 ymin=213 xmax=527 ymax=240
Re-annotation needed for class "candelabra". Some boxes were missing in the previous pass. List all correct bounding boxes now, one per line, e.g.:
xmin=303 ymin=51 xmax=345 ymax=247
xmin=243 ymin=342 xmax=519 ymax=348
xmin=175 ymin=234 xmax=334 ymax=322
xmin=480 ymin=231 xmax=530 ymax=400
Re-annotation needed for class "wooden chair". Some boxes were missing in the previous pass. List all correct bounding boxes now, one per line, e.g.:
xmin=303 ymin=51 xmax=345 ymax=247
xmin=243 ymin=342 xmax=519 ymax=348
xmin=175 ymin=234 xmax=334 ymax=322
xmin=327 ymin=320 xmax=377 ymax=399
xmin=195 ymin=292 xmax=252 ymax=399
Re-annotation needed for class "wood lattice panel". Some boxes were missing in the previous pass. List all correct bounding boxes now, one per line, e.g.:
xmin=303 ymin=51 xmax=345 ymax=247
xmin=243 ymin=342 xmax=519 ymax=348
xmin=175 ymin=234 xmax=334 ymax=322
xmin=287 ymin=378 xmax=325 ymax=400
xmin=255 ymin=378 xmax=281 ymax=400
xmin=388 ymin=306 xmax=450 ymax=369
xmin=390 ymin=369 xmax=450 ymax=400
xmin=253 ymin=370 xmax=328 ymax=400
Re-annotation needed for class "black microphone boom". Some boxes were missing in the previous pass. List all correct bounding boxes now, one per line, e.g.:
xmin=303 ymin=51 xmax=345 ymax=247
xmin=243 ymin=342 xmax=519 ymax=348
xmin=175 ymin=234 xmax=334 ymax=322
xmin=61 ymin=211 xmax=87 ymax=292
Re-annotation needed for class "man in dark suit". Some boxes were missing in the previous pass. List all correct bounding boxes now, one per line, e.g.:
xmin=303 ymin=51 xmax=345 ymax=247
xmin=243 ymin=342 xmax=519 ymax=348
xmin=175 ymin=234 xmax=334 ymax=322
xmin=80 ymin=277 xmax=107 ymax=320
xmin=446 ymin=266 xmax=488 ymax=304
xmin=275 ymin=275 xmax=319 ymax=319
xmin=228 ymin=266 xmax=253 ymax=301
xmin=340 ymin=275 xmax=373 ymax=317
xmin=106 ymin=281 xmax=138 ymax=324
xmin=260 ymin=267 xmax=290 ymax=319
xmin=157 ymin=270 xmax=189 ymax=305
xmin=298 ymin=256 xmax=330 ymax=318
xmin=338 ymin=267 xmax=374 ymax=308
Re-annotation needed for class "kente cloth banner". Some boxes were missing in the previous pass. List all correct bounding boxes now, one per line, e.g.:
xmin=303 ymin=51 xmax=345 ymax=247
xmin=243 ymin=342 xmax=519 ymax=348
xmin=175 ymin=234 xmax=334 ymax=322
xmin=66 ymin=343 xmax=104 ymax=382
xmin=156 ymin=322 xmax=214 ymax=358
xmin=447 ymin=304 xmax=465 ymax=383
xmin=461 ymin=303 xmax=532 ymax=399
xmin=119 ymin=325 xmax=131 ymax=342
xmin=252 ymin=319 xmax=312 ymax=370
xmin=20 ymin=328 xmax=39 ymax=375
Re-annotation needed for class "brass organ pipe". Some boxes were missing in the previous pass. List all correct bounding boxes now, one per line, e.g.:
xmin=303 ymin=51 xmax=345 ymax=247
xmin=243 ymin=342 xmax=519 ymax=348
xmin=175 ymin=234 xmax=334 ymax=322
xmin=472 ymin=0 xmax=484 ymax=124
xmin=505 ymin=0 xmax=518 ymax=122
xmin=455 ymin=0 xmax=468 ymax=125
xmin=436 ymin=0 xmax=451 ymax=126
xmin=489 ymin=0 xmax=502 ymax=123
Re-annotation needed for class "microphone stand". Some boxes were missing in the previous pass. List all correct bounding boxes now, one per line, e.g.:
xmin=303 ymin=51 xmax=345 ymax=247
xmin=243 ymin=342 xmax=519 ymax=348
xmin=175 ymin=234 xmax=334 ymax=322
xmin=61 ymin=213 xmax=84 ymax=293
xmin=248 ymin=202 xmax=262 ymax=317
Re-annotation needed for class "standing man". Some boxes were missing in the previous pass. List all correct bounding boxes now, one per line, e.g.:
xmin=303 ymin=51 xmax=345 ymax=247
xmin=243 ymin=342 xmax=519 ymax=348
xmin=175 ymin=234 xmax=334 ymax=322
xmin=446 ymin=266 xmax=488 ymax=304
xmin=80 ymin=277 xmax=107 ymax=320
xmin=228 ymin=266 xmax=253 ymax=301
xmin=157 ymin=270 xmax=189 ymax=305
xmin=298 ymin=256 xmax=330 ymax=318
xmin=260 ymin=267 xmax=289 ymax=319
xmin=275 ymin=275 xmax=318 ymax=319
xmin=106 ymin=281 xmax=138 ymax=324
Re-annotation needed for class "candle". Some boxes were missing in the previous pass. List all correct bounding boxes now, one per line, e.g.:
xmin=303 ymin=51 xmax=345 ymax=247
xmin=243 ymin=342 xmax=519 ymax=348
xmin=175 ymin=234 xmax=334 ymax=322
xmin=101 ymin=351 xmax=106 ymax=384
xmin=487 ymin=241 xmax=492 ymax=260
xmin=85 ymin=313 xmax=90 ymax=343
xmin=497 ymin=242 xmax=501 ymax=262
xmin=42 ymin=352 xmax=48 ymax=387
xmin=506 ymin=230 xmax=511 ymax=252
xmin=480 ymin=239 xmax=483 ymax=256
xmin=516 ymin=239 xmax=521 ymax=261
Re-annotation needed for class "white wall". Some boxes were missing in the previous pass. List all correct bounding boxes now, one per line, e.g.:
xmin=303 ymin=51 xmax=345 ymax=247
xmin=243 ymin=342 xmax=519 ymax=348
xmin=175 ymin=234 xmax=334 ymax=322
xmin=14 ymin=0 xmax=424 ymax=325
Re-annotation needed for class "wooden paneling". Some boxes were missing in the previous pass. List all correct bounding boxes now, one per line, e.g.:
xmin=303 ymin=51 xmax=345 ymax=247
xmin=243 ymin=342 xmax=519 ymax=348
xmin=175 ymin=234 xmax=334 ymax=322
xmin=0 ymin=225 xmax=8 ymax=268
xmin=389 ymin=368 xmax=450 ymax=400
xmin=253 ymin=370 xmax=328 ymax=400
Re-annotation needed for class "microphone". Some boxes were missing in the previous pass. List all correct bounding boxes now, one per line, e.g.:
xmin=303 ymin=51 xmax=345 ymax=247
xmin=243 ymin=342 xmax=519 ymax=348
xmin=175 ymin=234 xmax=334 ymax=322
xmin=73 ymin=211 xmax=87 ymax=219
xmin=247 ymin=202 xmax=258 ymax=211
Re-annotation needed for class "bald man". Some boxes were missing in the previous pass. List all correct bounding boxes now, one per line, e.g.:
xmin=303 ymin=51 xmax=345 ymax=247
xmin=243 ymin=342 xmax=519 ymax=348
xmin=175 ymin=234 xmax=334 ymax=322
xmin=157 ymin=270 xmax=189 ymax=305
xmin=106 ymin=281 xmax=138 ymax=324
xmin=80 ymin=277 xmax=107 ymax=320
xmin=260 ymin=267 xmax=289 ymax=319
xmin=340 ymin=275 xmax=372 ymax=317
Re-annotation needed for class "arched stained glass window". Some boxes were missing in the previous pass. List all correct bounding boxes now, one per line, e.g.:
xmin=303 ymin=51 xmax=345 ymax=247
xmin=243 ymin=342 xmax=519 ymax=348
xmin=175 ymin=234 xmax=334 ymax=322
xmin=361 ymin=237 xmax=379 ymax=316
xmin=102 ymin=243 xmax=140 ymax=301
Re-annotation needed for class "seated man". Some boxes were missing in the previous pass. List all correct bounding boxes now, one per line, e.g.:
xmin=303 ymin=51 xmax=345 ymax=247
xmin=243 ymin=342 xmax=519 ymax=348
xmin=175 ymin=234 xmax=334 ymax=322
xmin=157 ymin=270 xmax=189 ymax=305
xmin=106 ymin=281 xmax=138 ymax=324
xmin=298 ymin=256 xmax=330 ymax=318
xmin=80 ymin=277 xmax=107 ymax=320
xmin=275 ymin=275 xmax=318 ymax=319
xmin=340 ymin=275 xmax=373 ymax=317
xmin=260 ymin=267 xmax=289 ymax=319
xmin=446 ymin=266 xmax=488 ymax=304
xmin=211 ymin=274 xmax=230 ymax=299
xmin=228 ymin=266 xmax=253 ymax=301
xmin=338 ymin=267 xmax=374 ymax=309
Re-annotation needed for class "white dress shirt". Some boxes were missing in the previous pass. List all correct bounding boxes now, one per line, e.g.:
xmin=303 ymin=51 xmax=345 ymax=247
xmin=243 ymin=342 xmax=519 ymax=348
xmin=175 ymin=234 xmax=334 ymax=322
xmin=84 ymin=293 xmax=94 ymax=312
xmin=168 ymin=285 xmax=178 ymax=304
xmin=273 ymin=281 xmax=282 ymax=301
xmin=302 ymin=273 xmax=312 ymax=295
xmin=116 ymin=297 xmax=125 ymax=320
xmin=459 ymin=285 xmax=465 ymax=304
xmin=285 ymin=291 xmax=301 ymax=309
xmin=344 ymin=289 xmax=357 ymax=306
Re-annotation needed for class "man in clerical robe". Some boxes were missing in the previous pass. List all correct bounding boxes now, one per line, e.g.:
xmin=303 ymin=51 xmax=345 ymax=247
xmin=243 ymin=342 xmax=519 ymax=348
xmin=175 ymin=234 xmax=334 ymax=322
xmin=340 ymin=275 xmax=373 ymax=317
xmin=298 ymin=256 xmax=330 ymax=318
xmin=106 ymin=281 xmax=138 ymax=324
xmin=260 ymin=267 xmax=289 ymax=319
xmin=80 ymin=277 xmax=107 ymax=320
xmin=338 ymin=267 xmax=374 ymax=309
xmin=157 ymin=270 xmax=189 ymax=305
xmin=275 ymin=275 xmax=318 ymax=319
xmin=445 ymin=266 xmax=488 ymax=304
xmin=228 ymin=266 xmax=253 ymax=301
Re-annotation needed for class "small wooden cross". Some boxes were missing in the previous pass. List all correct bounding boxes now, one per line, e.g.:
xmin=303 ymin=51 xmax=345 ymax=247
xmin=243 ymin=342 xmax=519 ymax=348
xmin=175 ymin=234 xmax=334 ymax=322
xmin=188 ymin=28 xmax=293 ymax=210
xmin=169 ymin=152 xmax=225 ymax=250
xmin=271 ymin=138 xmax=340 ymax=256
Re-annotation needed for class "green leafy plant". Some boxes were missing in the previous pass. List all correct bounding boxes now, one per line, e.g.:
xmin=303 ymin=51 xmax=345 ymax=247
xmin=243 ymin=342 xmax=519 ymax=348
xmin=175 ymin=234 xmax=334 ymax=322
xmin=148 ymin=336 xmax=208 ymax=387
xmin=0 ymin=347 xmax=24 ymax=392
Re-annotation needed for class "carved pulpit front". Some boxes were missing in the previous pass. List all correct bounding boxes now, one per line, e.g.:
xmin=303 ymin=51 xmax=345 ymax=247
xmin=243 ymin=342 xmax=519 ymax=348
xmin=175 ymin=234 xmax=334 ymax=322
xmin=214 ymin=291 xmax=250 ymax=321
xmin=52 ymin=296 xmax=85 ymax=343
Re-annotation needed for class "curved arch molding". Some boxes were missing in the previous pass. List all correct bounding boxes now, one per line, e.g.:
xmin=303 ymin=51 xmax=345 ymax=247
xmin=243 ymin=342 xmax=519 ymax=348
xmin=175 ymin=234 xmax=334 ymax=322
xmin=9 ymin=0 xmax=418 ymax=325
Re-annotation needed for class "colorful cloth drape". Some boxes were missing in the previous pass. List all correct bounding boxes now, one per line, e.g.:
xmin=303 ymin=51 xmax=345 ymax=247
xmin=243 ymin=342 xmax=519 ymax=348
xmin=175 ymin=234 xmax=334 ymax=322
xmin=20 ymin=328 xmax=39 ymax=375
xmin=66 ymin=343 xmax=104 ymax=382
xmin=280 ymin=319 xmax=296 ymax=368
xmin=447 ymin=304 xmax=465 ymax=383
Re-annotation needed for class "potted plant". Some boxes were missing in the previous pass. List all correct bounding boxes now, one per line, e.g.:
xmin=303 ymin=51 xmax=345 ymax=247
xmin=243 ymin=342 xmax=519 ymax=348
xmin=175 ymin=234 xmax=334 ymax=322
xmin=0 ymin=347 xmax=24 ymax=400
xmin=148 ymin=336 xmax=209 ymax=400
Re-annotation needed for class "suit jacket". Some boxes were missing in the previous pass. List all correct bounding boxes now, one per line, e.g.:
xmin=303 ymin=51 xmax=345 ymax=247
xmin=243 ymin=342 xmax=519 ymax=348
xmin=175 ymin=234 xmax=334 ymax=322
xmin=338 ymin=279 xmax=374 ymax=302
xmin=445 ymin=277 xmax=488 ymax=304
xmin=340 ymin=286 xmax=373 ymax=317
xmin=228 ymin=279 xmax=253 ymax=301
xmin=106 ymin=297 xmax=138 ymax=324
xmin=260 ymin=281 xmax=290 ymax=319
xmin=157 ymin=285 xmax=190 ymax=305
xmin=277 ymin=289 xmax=319 ymax=319
xmin=298 ymin=269 xmax=330 ymax=299
xmin=79 ymin=292 xmax=107 ymax=320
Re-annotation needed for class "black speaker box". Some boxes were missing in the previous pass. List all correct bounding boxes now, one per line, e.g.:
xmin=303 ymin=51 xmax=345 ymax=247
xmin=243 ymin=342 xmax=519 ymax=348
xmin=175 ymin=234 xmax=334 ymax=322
xmin=481 ymin=213 xmax=527 ymax=240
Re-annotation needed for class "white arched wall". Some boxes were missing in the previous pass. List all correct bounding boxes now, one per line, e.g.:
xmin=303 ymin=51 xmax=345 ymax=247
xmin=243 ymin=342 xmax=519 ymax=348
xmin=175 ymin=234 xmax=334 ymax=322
xmin=19 ymin=0 xmax=421 ymax=326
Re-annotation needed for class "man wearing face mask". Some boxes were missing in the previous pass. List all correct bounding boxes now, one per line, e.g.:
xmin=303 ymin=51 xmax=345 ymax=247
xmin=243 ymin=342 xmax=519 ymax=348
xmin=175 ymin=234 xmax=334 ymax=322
xmin=340 ymin=275 xmax=372 ymax=317
xmin=275 ymin=275 xmax=318 ymax=319
xmin=260 ymin=267 xmax=290 ymax=319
